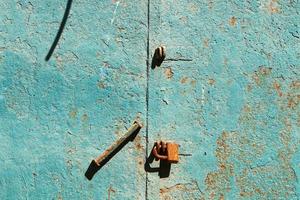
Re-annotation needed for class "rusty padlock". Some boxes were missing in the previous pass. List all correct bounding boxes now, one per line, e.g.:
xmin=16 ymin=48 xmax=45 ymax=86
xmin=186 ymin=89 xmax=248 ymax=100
xmin=152 ymin=141 xmax=179 ymax=163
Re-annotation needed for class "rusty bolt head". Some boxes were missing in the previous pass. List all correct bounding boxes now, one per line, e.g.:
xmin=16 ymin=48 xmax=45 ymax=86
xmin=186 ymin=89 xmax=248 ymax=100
xmin=152 ymin=46 xmax=166 ymax=68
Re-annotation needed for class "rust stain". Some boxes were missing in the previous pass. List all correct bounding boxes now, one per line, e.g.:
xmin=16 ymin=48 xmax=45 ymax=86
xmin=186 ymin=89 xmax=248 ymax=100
xmin=97 ymin=81 xmax=106 ymax=89
xmin=179 ymin=16 xmax=188 ymax=24
xmin=108 ymin=186 xmax=116 ymax=200
xmin=208 ymin=0 xmax=213 ymax=9
xmin=290 ymin=80 xmax=300 ymax=89
xmin=181 ymin=77 xmax=189 ymax=84
xmin=236 ymin=77 xmax=299 ymax=199
xmin=252 ymin=66 xmax=272 ymax=85
xmin=205 ymin=172 xmax=217 ymax=187
xmin=66 ymin=159 xmax=72 ymax=169
xmin=259 ymin=66 xmax=272 ymax=75
xmin=246 ymin=84 xmax=253 ymax=92
xmin=279 ymin=118 xmax=292 ymax=148
xmin=189 ymin=3 xmax=199 ymax=13
xmin=286 ymin=80 xmax=300 ymax=109
xmin=219 ymin=193 xmax=225 ymax=200
xmin=208 ymin=78 xmax=215 ymax=85
xmin=69 ymin=109 xmax=77 ymax=119
xmin=204 ymin=131 xmax=237 ymax=199
xmin=203 ymin=38 xmax=210 ymax=48
xmin=191 ymin=79 xmax=197 ymax=87
xmin=159 ymin=181 xmax=202 ymax=198
xmin=203 ymin=73 xmax=299 ymax=199
xmin=273 ymin=81 xmax=283 ymax=97
xmin=223 ymin=58 xmax=228 ymax=66
xmin=287 ymin=93 xmax=300 ymax=109
xmin=160 ymin=184 xmax=187 ymax=194
xmin=133 ymin=135 xmax=144 ymax=151
xmin=103 ymin=61 xmax=110 ymax=68
xmin=209 ymin=192 xmax=215 ymax=199
xmin=268 ymin=0 xmax=279 ymax=13
xmin=229 ymin=16 xmax=237 ymax=26
xmin=164 ymin=67 xmax=174 ymax=79
xmin=243 ymin=105 xmax=251 ymax=113
xmin=57 ymin=193 xmax=63 ymax=200
xmin=81 ymin=113 xmax=88 ymax=122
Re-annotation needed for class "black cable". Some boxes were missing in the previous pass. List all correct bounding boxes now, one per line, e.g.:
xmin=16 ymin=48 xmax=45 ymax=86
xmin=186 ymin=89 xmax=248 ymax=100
xmin=45 ymin=0 xmax=73 ymax=61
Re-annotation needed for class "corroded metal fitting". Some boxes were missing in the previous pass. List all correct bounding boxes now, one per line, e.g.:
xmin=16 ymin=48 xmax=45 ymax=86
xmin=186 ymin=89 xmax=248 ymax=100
xmin=152 ymin=46 xmax=166 ymax=67
xmin=152 ymin=141 xmax=179 ymax=163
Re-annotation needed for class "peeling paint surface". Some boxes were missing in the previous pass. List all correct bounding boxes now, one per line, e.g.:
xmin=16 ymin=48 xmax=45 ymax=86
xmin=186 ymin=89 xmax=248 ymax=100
xmin=0 ymin=1 xmax=147 ymax=199
xmin=1 ymin=0 xmax=300 ymax=200
xmin=147 ymin=0 xmax=299 ymax=200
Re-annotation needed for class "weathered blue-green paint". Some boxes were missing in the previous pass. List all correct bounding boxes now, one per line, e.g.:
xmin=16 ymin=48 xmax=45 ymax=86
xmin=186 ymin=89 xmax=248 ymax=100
xmin=1 ymin=0 xmax=300 ymax=200
xmin=147 ymin=0 xmax=299 ymax=199
xmin=0 ymin=0 xmax=147 ymax=199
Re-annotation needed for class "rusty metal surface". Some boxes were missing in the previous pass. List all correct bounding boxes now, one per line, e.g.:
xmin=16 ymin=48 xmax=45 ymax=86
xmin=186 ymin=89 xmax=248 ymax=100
xmin=147 ymin=0 xmax=299 ymax=199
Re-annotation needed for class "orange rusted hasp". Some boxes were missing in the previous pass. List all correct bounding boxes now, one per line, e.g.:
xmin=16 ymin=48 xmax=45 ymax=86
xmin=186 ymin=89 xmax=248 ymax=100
xmin=85 ymin=121 xmax=142 ymax=180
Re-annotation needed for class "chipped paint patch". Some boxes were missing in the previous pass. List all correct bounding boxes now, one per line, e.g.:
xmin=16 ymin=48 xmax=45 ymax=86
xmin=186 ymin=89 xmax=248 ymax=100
xmin=97 ymin=80 xmax=106 ymax=89
xmin=164 ymin=67 xmax=174 ymax=79
xmin=229 ymin=16 xmax=237 ymax=27
xmin=203 ymin=38 xmax=210 ymax=48
xmin=260 ymin=0 xmax=280 ymax=14
xmin=204 ymin=131 xmax=237 ymax=200
xmin=273 ymin=81 xmax=283 ymax=97
xmin=180 ymin=77 xmax=189 ymax=84
xmin=208 ymin=78 xmax=215 ymax=86
xmin=267 ymin=0 xmax=280 ymax=13
xmin=252 ymin=66 xmax=272 ymax=85
xmin=160 ymin=181 xmax=202 ymax=199
xmin=69 ymin=109 xmax=78 ymax=119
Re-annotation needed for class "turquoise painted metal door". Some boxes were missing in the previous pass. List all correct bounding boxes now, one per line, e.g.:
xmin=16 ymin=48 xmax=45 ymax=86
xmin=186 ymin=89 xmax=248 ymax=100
xmin=0 ymin=1 xmax=147 ymax=199
xmin=147 ymin=1 xmax=300 ymax=199
xmin=1 ymin=0 xmax=300 ymax=200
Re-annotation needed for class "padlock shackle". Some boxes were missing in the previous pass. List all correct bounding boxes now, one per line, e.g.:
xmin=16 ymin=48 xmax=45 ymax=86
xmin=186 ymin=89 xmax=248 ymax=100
xmin=152 ymin=146 xmax=168 ymax=160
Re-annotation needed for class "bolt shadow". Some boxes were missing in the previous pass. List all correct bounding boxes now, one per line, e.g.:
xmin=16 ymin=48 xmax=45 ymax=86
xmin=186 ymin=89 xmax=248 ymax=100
xmin=150 ymin=55 xmax=165 ymax=69
xmin=144 ymin=145 xmax=171 ymax=178
xmin=85 ymin=126 xmax=141 ymax=181
xmin=150 ymin=56 xmax=158 ymax=69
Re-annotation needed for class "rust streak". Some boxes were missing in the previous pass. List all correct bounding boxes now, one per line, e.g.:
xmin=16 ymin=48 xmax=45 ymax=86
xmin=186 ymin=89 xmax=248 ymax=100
xmin=203 ymin=38 xmax=210 ymax=48
xmin=181 ymin=77 xmax=189 ymax=84
xmin=134 ymin=135 xmax=144 ymax=151
xmin=97 ymin=81 xmax=106 ymax=89
xmin=208 ymin=78 xmax=215 ymax=85
xmin=229 ymin=16 xmax=237 ymax=26
xmin=268 ymin=0 xmax=279 ymax=13
xmin=273 ymin=81 xmax=283 ymax=97
xmin=108 ymin=186 xmax=116 ymax=200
